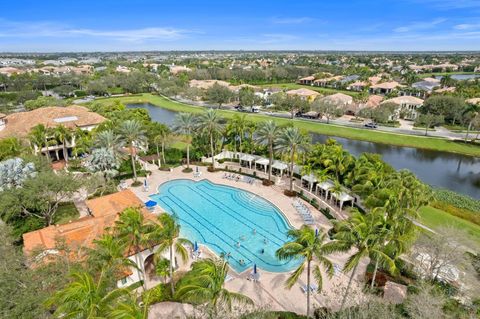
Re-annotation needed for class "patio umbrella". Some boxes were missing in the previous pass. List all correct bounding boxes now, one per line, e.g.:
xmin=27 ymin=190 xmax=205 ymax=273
xmin=196 ymin=166 xmax=199 ymax=173
xmin=252 ymin=263 xmax=260 ymax=281
xmin=194 ymin=241 xmax=198 ymax=252
xmin=315 ymin=228 xmax=318 ymax=237
xmin=253 ymin=263 xmax=257 ymax=274
xmin=145 ymin=200 xmax=157 ymax=208
xmin=144 ymin=179 xmax=148 ymax=187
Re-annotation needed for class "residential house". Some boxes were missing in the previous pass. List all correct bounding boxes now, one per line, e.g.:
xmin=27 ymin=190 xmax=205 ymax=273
xmin=411 ymin=77 xmax=441 ymax=92
xmin=22 ymin=190 xmax=161 ymax=288
xmin=369 ymin=81 xmax=403 ymax=95
xmin=313 ymin=76 xmax=343 ymax=88
xmin=382 ymin=96 xmax=424 ymax=120
xmin=286 ymin=88 xmax=321 ymax=102
xmin=0 ymin=106 xmax=106 ymax=160
xmin=0 ymin=67 xmax=24 ymax=76
xmin=347 ymin=81 xmax=368 ymax=91
xmin=298 ymin=75 xmax=315 ymax=85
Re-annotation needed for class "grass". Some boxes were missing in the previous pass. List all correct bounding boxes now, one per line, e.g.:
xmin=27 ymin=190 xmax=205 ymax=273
xmin=89 ymin=94 xmax=480 ymax=157
xmin=55 ymin=202 xmax=80 ymax=225
xmin=418 ymin=71 xmax=478 ymax=78
xmin=418 ymin=206 xmax=480 ymax=248
xmin=257 ymin=82 xmax=362 ymax=98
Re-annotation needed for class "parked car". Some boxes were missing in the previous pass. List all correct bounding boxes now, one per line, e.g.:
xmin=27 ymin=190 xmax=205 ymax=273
xmin=364 ymin=122 xmax=378 ymax=129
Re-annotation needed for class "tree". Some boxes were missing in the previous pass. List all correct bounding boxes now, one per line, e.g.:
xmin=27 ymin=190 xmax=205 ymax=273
xmin=196 ymin=109 xmax=223 ymax=168
xmin=114 ymin=207 xmax=150 ymax=291
xmin=463 ymin=103 xmax=480 ymax=142
xmin=273 ymin=93 xmax=309 ymax=119
xmin=173 ymin=112 xmax=196 ymax=169
xmin=175 ymin=258 xmax=253 ymax=314
xmin=53 ymin=125 xmax=72 ymax=162
xmin=153 ymin=126 xmax=170 ymax=167
xmin=86 ymin=148 xmax=120 ymax=182
xmin=255 ymin=120 xmax=280 ymax=182
xmin=146 ymin=213 xmax=191 ymax=295
xmin=415 ymin=113 xmax=444 ymax=136
xmin=0 ymin=171 xmax=81 ymax=226
xmin=95 ymin=129 xmax=125 ymax=160
xmin=118 ymin=120 xmax=147 ymax=183
xmin=29 ymin=124 xmax=53 ymax=161
xmin=238 ymin=86 xmax=259 ymax=111
xmin=0 ymin=157 xmax=36 ymax=191
xmin=312 ymin=98 xmax=343 ymax=124
xmin=0 ymin=137 xmax=23 ymax=161
xmin=155 ymin=258 xmax=171 ymax=283
xmin=46 ymin=271 xmax=133 ymax=318
xmin=232 ymin=114 xmax=248 ymax=155
xmin=275 ymin=127 xmax=310 ymax=192
xmin=276 ymin=226 xmax=335 ymax=318
xmin=331 ymin=211 xmax=395 ymax=311
xmin=24 ymin=96 xmax=66 ymax=110
xmin=422 ymin=95 xmax=465 ymax=125
xmin=206 ymin=83 xmax=232 ymax=108
xmin=403 ymin=283 xmax=447 ymax=319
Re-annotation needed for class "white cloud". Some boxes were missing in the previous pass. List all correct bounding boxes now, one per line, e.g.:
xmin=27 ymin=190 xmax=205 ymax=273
xmin=270 ymin=17 xmax=313 ymax=24
xmin=0 ymin=19 xmax=192 ymax=42
xmin=454 ymin=23 xmax=480 ymax=30
xmin=393 ymin=18 xmax=446 ymax=33
xmin=412 ymin=0 xmax=480 ymax=9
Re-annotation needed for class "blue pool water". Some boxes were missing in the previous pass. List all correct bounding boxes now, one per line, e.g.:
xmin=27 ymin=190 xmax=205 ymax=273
xmin=150 ymin=179 xmax=302 ymax=273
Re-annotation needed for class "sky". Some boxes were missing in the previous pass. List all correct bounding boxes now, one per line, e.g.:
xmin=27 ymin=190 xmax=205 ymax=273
xmin=1 ymin=0 xmax=480 ymax=52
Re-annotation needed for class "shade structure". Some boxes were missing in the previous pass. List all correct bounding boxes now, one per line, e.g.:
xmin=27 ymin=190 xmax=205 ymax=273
xmin=302 ymin=174 xmax=317 ymax=184
xmin=255 ymin=157 xmax=269 ymax=165
xmin=272 ymin=161 xmax=288 ymax=170
xmin=239 ymin=154 xmax=255 ymax=162
xmin=145 ymin=200 xmax=157 ymax=208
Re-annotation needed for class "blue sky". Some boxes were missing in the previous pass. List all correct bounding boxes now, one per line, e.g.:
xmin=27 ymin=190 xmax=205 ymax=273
xmin=1 ymin=0 xmax=480 ymax=52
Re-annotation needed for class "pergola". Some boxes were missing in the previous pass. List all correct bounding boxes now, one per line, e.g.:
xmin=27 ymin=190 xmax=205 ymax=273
xmin=239 ymin=154 xmax=255 ymax=169
xmin=271 ymin=160 xmax=288 ymax=177
xmin=331 ymin=191 xmax=354 ymax=210
xmin=301 ymin=174 xmax=317 ymax=192
xmin=255 ymin=157 xmax=270 ymax=173
xmin=316 ymin=180 xmax=335 ymax=199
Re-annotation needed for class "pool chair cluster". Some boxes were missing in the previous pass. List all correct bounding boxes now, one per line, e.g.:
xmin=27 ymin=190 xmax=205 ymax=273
xmin=301 ymin=284 xmax=318 ymax=294
xmin=292 ymin=199 xmax=315 ymax=225
xmin=222 ymin=173 xmax=256 ymax=185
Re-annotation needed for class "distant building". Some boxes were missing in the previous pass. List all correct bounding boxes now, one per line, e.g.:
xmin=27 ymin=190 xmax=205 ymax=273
xmin=297 ymin=75 xmax=315 ymax=85
xmin=369 ymin=81 xmax=403 ymax=95
xmin=286 ymin=88 xmax=321 ymax=102
xmin=382 ymin=96 xmax=424 ymax=120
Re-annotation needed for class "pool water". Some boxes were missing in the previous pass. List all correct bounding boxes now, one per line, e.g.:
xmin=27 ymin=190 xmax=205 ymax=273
xmin=150 ymin=179 xmax=302 ymax=273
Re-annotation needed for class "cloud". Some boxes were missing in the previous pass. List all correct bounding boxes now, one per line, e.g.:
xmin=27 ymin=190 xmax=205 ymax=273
xmin=393 ymin=18 xmax=446 ymax=32
xmin=454 ymin=23 xmax=480 ymax=30
xmin=0 ymin=19 xmax=192 ymax=42
xmin=270 ymin=17 xmax=313 ymax=24
xmin=412 ymin=0 xmax=480 ymax=9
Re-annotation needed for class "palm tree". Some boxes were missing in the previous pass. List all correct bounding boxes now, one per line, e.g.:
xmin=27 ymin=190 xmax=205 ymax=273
xmin=95 ymin=129 xmax=124 ymax=156
xmin=173 ymin=112 xmax=196 ymax=169
xmin=46 ymin=271 xmax=132 ymax=318
xmin=255 ymin=120 xmax=279 ymax=182
xmin=146 ymin=213 xmax=191 ymax=295
xmin=275 ymin=127 xmax=310 ymax=192
xmin=175 ymin=258 xmax=253 ymax=314
xmin=118 ymin=120 xmax=146 ymax=183
xmin=29 ymin=124 xmax=51 ymax=161
xmin=196 ymin=109 xmax=223 ymax=168
xmin=232 ymin=114 xmax=247 ymax=154
xmin=108 ymin=294 xmax=148 ymax=319
xmin=153 ymin=127 xmax=170 ymax=167
xmin=54 ymin=125 xmax=71 ymax=162
xmin=332 ymin=211 xmax=395 ymax=310
xmin=276 ymin=226 xmax=335 ymax=318
xmin=114 ymin=207 xmax=150 ymax=291
xmin=463 ymin=103 xmax=480 ymax=142
xmin=86 ymin=233 xmax=138 ymax=276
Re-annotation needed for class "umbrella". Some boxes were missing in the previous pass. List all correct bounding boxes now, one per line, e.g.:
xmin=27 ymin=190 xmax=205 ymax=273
xmin=315 ymin=228 xmax=318 ymax=237
xmin=196 ymin=166 xmax=199 ymax=173
xmin=194 ymin=241 xmax=198 ymax=252
xmin=253 ymin=263 xmax=257 ymax=274
xmin=251 ymin=264 xmax=260 ymax=281
xmin=145 ymin=200 xmax=157 ymax=208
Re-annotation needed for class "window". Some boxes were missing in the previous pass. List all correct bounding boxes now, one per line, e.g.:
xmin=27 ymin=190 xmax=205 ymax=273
xmin=121 ymin=277 xmax=127 ymax=285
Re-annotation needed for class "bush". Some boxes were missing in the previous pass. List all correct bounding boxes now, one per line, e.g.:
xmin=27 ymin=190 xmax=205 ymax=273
xmin=434 ymin=188 xmax=480 ymax=212
xmin=164 ymin=148 xmax=184 ymax=165
xmin=74 ymin=90 xmax=87 ymax=97
xmin=262 ymin=179 xmax=274 ymax=186
xmin=319 ymin=207 xmax=335 ymax=220
xmin=131 ymin=181 xmax=143 ymax=187
xmin=182 ymin=167 xmax=193 ymax=173
xmin=207 ymin=166 xmax=215 ymax=172
xmin=142 ymin=283 xmax=172 ymax=304
xmin=284 ymin=190 xmax=296 ymax=197
xmin=218 ymin=159 xmax=225 ymax=164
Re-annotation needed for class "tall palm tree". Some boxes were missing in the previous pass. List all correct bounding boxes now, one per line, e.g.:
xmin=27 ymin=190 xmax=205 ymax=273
xmin=118 ymin=120 xmax=146 ymax=183
xmin=255 ymin=120 xmax=279 ymax=182
xmin=275 ymin=127 xmax=310 ymax=192
xmin=29 ymin=124 xmax=51 ymax=161
xmin=196 ymin=109 xmax=223 ymax=168
xmin=54 ymin=125 xmax=71 ymax=162
xmin=114 ymin=207 xmax=150 ymax=291
xmin=86 ymin=233 xmax=138 ymax=277
xmin=153 ymin=127 xmax=170 ymax=167
xmin=146 ymin=213 xmax=191 ymax=295
xmin=173 ymin=112 xmax=196 ymax=169
xmin=46 ymin=271 xmax=132 ymax=318
xmin=276 ymin=226 xmax=335 ymax=318
xmin=175 ymin=258 xmax=253 ymax=314
xmin=332 ymin=211 xmax=395 ymax=310
xmin=108 ymin=294 xmax=148 ymax=319
xmin=95 ymin=130 xmax=124 ymax=155
xmin=232 ymin=114 xmax=247 ymax=154
xmin=463 ymin=103 xmax=480 ymax=142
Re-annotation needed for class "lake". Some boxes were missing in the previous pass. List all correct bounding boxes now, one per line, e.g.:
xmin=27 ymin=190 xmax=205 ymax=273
xmin=128 ymin=103 xmax=480 ymax=199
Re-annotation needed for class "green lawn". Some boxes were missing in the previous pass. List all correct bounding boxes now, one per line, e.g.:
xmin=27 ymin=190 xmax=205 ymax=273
xmin=418 ymin=206 xmax=480 ymax=248
xmin=90 ymin=94 xmax=480 ymax=157
xmin=418 ymin=71 xmax=478 ymax=78
xmin=55 ymin=202 xmax=80 ymax=225
xmin=258 ymin=82 xmax=362 ymax=98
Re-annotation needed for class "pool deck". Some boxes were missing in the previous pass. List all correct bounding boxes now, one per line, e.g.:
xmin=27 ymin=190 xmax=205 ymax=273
xmin=129 ymin=164 xmax=368 ymax=315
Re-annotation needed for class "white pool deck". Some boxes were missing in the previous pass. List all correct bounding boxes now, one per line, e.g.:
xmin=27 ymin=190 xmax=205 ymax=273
xmin=130 ymin=164 xmax=368 ymax=315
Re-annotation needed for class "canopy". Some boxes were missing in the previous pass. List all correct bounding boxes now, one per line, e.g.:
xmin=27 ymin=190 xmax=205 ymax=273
xmin=332 ymin=192 xmax=354 ymax=202
xmin=317 ymin=180 xmax=334 ymax=191
xmin=240 ymin=154 xmax=255 ymax=162
xmin=255 ymin=157 xmax=269 ymax=165
xmin=272 ymin=161 xmax=288 ymax=170
xmin=145 ymin=200 xmax=157 ymax=208
xmin=302 ymin=174 xmax=317 ymax=184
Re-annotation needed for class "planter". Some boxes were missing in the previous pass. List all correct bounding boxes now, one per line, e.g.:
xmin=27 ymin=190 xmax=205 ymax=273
xmin=262 ymin=179 xmax=274 ymax=186
xmin=207 ymin=166 xmax=216 ymax=172
xmin=182 ymin=167 xmax=193 ymax=173
xmin=131 ymin=181 xmax=143 ymax=187
xmin=284 ymin=190 xmax=297 ymax=197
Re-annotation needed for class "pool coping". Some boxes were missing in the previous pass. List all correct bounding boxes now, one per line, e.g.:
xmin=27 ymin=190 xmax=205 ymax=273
xmin=149 ymin=177 xmax=302 ymax=275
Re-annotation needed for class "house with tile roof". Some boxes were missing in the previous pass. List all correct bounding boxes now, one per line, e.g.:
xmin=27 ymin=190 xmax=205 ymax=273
xmin=23 ymin=190 xmax=160 ymax=288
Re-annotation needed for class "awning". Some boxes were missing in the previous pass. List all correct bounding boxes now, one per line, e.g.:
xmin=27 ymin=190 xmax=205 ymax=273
xmin=239 ymin=154 xmax=255 ymax=162
xmin=332 ymin=192 xmax=354 ymax=202
xmin=302 ymin=174 xmax=317 ymax=184
xmin=317 ymin=180 xmax=334 ymax=190
xmin=272 ymin=161 xmax=288 ymax=170
xmin=255 ymin=157 xmax=269 ymax=165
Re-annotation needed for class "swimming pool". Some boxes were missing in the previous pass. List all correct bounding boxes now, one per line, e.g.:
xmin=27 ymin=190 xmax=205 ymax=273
xmin=150 ymin=179 xmax=302 ymax=273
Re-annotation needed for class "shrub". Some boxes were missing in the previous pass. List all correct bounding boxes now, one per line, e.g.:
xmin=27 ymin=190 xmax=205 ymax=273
xmin=131 ymin=181 xmax=143 ymax=187
xmin=207 ymin=166 xmax=215 ymax=172
xmin=319 ymin=207 xmax=335 ymax=220
xmin=262 ymin=179 xmax=274 ymax=186
xmin=143 ymin=283 xmax=172 ymax=304
xmin=218 ymin=159 xmax=225 ymax=164
xmin=434 ymin=188 xmax=480 ymax=212
xmin=182 ymin=167 xmax=193 ymax=173
xmin=284 ymin=190 xmax=296 ymax=197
